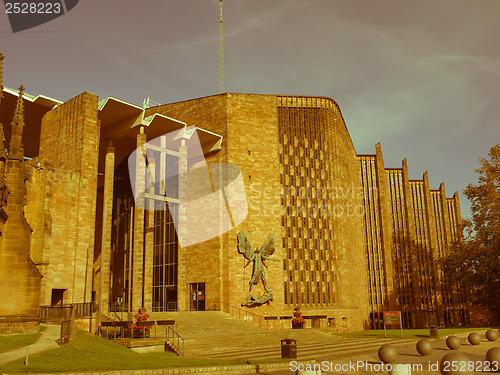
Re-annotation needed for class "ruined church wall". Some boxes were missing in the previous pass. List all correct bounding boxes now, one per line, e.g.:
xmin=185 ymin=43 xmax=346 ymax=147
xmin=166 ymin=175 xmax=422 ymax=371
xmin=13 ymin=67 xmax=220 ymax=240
xmin=27 ymin=92 xmax=101 ymax=305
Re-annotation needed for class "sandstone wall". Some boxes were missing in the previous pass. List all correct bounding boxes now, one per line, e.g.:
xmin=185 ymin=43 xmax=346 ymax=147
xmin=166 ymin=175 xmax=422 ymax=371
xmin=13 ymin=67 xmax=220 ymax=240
xmin=26 ymin=92 xmax=100 ymax=305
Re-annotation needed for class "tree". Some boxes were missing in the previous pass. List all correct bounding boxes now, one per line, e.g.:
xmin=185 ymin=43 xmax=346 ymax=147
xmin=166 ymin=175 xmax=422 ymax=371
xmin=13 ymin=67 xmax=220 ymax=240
xmin=442 ymin=145 xmax=500 ymax=318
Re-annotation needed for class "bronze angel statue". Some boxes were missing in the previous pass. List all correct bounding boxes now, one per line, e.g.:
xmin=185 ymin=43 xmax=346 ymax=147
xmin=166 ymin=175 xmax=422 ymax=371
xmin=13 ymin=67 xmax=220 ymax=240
xmin=237 ymin=231 xmax=276 ymax=292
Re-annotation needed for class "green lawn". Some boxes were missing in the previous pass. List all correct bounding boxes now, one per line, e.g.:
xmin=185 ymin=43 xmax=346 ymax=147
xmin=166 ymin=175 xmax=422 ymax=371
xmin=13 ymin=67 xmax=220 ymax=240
xmin=0 ymin=326 xmax=46 ymax=354
xmin=337 ymin=327 xmax=495 ymax=339
xmin=0 ymin=330 xmax=286 ymax=373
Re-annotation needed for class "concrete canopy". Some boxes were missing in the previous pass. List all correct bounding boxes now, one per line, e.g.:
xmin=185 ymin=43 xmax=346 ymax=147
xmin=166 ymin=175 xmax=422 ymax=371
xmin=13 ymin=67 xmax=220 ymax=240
xmin=97 ymin=97 xmax=223 ymax=184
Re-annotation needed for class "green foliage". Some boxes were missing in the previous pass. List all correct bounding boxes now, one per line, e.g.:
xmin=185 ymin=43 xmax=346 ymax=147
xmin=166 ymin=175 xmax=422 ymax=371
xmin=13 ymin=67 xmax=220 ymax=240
xmin=442 ymin=144 xmax=500 ymax=317
xmin=0 ymin=330 xmax=276 ymax=373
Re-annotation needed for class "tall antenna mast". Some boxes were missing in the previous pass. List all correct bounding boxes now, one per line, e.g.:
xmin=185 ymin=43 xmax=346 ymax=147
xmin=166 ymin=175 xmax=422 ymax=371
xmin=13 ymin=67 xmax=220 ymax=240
xmin=218 ymin=0 xmax=225 ymax=93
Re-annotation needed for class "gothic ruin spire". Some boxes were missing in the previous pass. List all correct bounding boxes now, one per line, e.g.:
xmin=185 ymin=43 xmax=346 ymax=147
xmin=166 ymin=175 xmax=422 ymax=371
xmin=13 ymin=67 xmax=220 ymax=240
xmin=8 ymin=85 xmax=25 ymax=161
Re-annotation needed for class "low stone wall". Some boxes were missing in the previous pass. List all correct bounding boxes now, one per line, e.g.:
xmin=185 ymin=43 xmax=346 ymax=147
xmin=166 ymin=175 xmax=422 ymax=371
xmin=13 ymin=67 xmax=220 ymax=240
xmin=0 ymin=315 xmax=40 ymax=334
xmin=130 ymin=344 xmax=164 ymax=353
xmin=24 ymin=361 xmax=299 ymax=375
xmin=74 ymin=317 xmax=92 ymax=332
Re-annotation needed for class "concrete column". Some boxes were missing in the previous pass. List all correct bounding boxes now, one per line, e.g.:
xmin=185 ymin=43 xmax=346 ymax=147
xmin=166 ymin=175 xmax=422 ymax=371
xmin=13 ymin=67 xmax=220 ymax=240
xmin=452 ymin=192 xmax=464 ymax=319
xmin=423 ymin=171 xmax=444 ymax=326
xmin=99 ymin=139 xmax=115 ymax=315
xmin=177 ymin=139 xmax=188 ymax=311
xmin=144 ymin=157 xmax=155 ymax=312
xmin=440 ymin=183 xmax=452 ymax=246
xmin=132 ymin=127 xmax=146 ymax=312
xmin=453 ymin=192 xmax=462 ymax=228
xmin=375 ymin=143 xmax=397 ymax=311
xmin=439 ymin=183 xmax=455 ymax=323
xmin=402 ymin=158 xmax=423 ymax=328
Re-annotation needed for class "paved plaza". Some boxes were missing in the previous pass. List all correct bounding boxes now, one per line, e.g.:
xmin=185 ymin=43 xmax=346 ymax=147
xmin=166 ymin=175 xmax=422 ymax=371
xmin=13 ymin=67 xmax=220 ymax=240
xmin=1 ymin=318 xmax=498 ymax=374
xmin=242 ymin=331 xmax=500 ymax=374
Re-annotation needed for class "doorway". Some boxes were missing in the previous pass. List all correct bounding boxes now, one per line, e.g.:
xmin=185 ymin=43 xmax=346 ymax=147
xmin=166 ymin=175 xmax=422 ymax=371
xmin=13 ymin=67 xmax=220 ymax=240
xmin=51 ymin=289 xmax=66 ymax=306
xmin=189 ymin=283 xmax=205 ymax=311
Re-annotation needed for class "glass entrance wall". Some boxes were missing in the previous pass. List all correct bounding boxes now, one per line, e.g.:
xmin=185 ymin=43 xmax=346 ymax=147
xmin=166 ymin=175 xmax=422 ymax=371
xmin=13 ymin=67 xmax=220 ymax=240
xmin=111 ymin=196 xmax=134 ymax=313
xmin=145 ymin=138 xmax=180 ymax=312
xmin=152 ymin=202 xmax=178 ymax=312
xmin=110 ymin=134 xmax=181 ymax=313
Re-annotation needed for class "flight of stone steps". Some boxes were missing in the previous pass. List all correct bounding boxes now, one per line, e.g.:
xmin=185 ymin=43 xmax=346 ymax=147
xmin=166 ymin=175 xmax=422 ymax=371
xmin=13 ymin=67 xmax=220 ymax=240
xmin=148 ymin=311 xmax=415 ymax=360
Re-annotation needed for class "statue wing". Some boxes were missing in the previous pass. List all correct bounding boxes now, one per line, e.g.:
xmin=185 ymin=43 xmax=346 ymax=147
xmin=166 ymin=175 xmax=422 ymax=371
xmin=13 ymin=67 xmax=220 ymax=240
xmin=237 ymin=231 xmax=253 ymax=260
xmin=260 ymin=233 xmax=275 ymax=257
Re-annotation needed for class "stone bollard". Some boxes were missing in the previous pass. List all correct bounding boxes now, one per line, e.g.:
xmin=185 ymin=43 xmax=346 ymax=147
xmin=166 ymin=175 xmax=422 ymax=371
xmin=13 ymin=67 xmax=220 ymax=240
xmin=467 ymin=332 xmax=481 ymax=345
xmin=378 ymin=344 xmax=397 ymax=363
xmin=416 ymin=339 xmax=433 ymax=356
xmin=485 ymin=329 xmax=498 ymax=341
xmin=485 ymin=347 xmax=500 ymax=373
xmin=440 ymin=352 xmax=472 ymax=375
xmin=446 ymin=336 xmax=461 ymax=350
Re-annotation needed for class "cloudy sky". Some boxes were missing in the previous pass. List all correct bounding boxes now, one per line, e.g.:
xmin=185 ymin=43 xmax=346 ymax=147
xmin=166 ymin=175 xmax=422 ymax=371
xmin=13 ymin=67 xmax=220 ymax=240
xmin=1 ymin=0 xmax=499 ymax=218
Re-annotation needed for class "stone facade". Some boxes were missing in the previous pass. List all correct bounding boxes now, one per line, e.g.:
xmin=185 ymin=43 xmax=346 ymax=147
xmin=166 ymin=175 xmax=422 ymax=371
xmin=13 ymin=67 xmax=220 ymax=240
xmin=31 ymin=91 xmax=100 ymax=306
xmin=145 ymin=94 xmax=369 ymax=329
xmin=0 ymin=52 xmax=465 ymax=332
xmin=0 ymin=54 xmax=99 ymax=333
xmin=358 ymin=146 xmax=465 ymax=328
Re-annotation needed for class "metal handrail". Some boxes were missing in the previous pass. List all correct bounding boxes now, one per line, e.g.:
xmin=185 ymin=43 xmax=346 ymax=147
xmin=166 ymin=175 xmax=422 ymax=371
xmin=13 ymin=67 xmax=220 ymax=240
xmin=167 ymin=325 xmax=184 ymax=356
xmin=215 ymin=300 xmax=267 ymax=328
xmin=39 ymin=302 xmax=96 ymax=321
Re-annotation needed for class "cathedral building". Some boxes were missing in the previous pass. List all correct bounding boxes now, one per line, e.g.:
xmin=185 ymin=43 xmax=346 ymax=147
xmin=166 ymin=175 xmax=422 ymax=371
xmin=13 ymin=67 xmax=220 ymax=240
xmin=0 ymin=53 xmax=465 ymax=333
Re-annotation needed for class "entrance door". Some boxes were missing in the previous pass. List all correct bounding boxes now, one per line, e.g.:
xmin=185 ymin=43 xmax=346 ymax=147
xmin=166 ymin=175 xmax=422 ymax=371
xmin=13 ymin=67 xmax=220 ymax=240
xmin=189 ymin=283 xmax=205 ymax=311
xmin=51 ymin=289 xmax=66 ymax=306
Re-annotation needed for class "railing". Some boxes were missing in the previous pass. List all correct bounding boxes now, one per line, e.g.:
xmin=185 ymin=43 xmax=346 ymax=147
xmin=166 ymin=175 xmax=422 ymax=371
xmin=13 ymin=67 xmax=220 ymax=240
xmin=39 ymin=302 xmax=96 ymax=322
xmin=100 ymin=319 xmax=182 ymax=355
xmin=167 ymin=325 xmax=184 ymax=356
xmin=40 ymin=306 xmax=73 ymax=322
xmin=100 ymin=321 xmax=131 ymax=339
xmin=73 ymin=302 xmax=97 ymax=317
xmin=214 ymin=300 xmax=268 ymax=328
